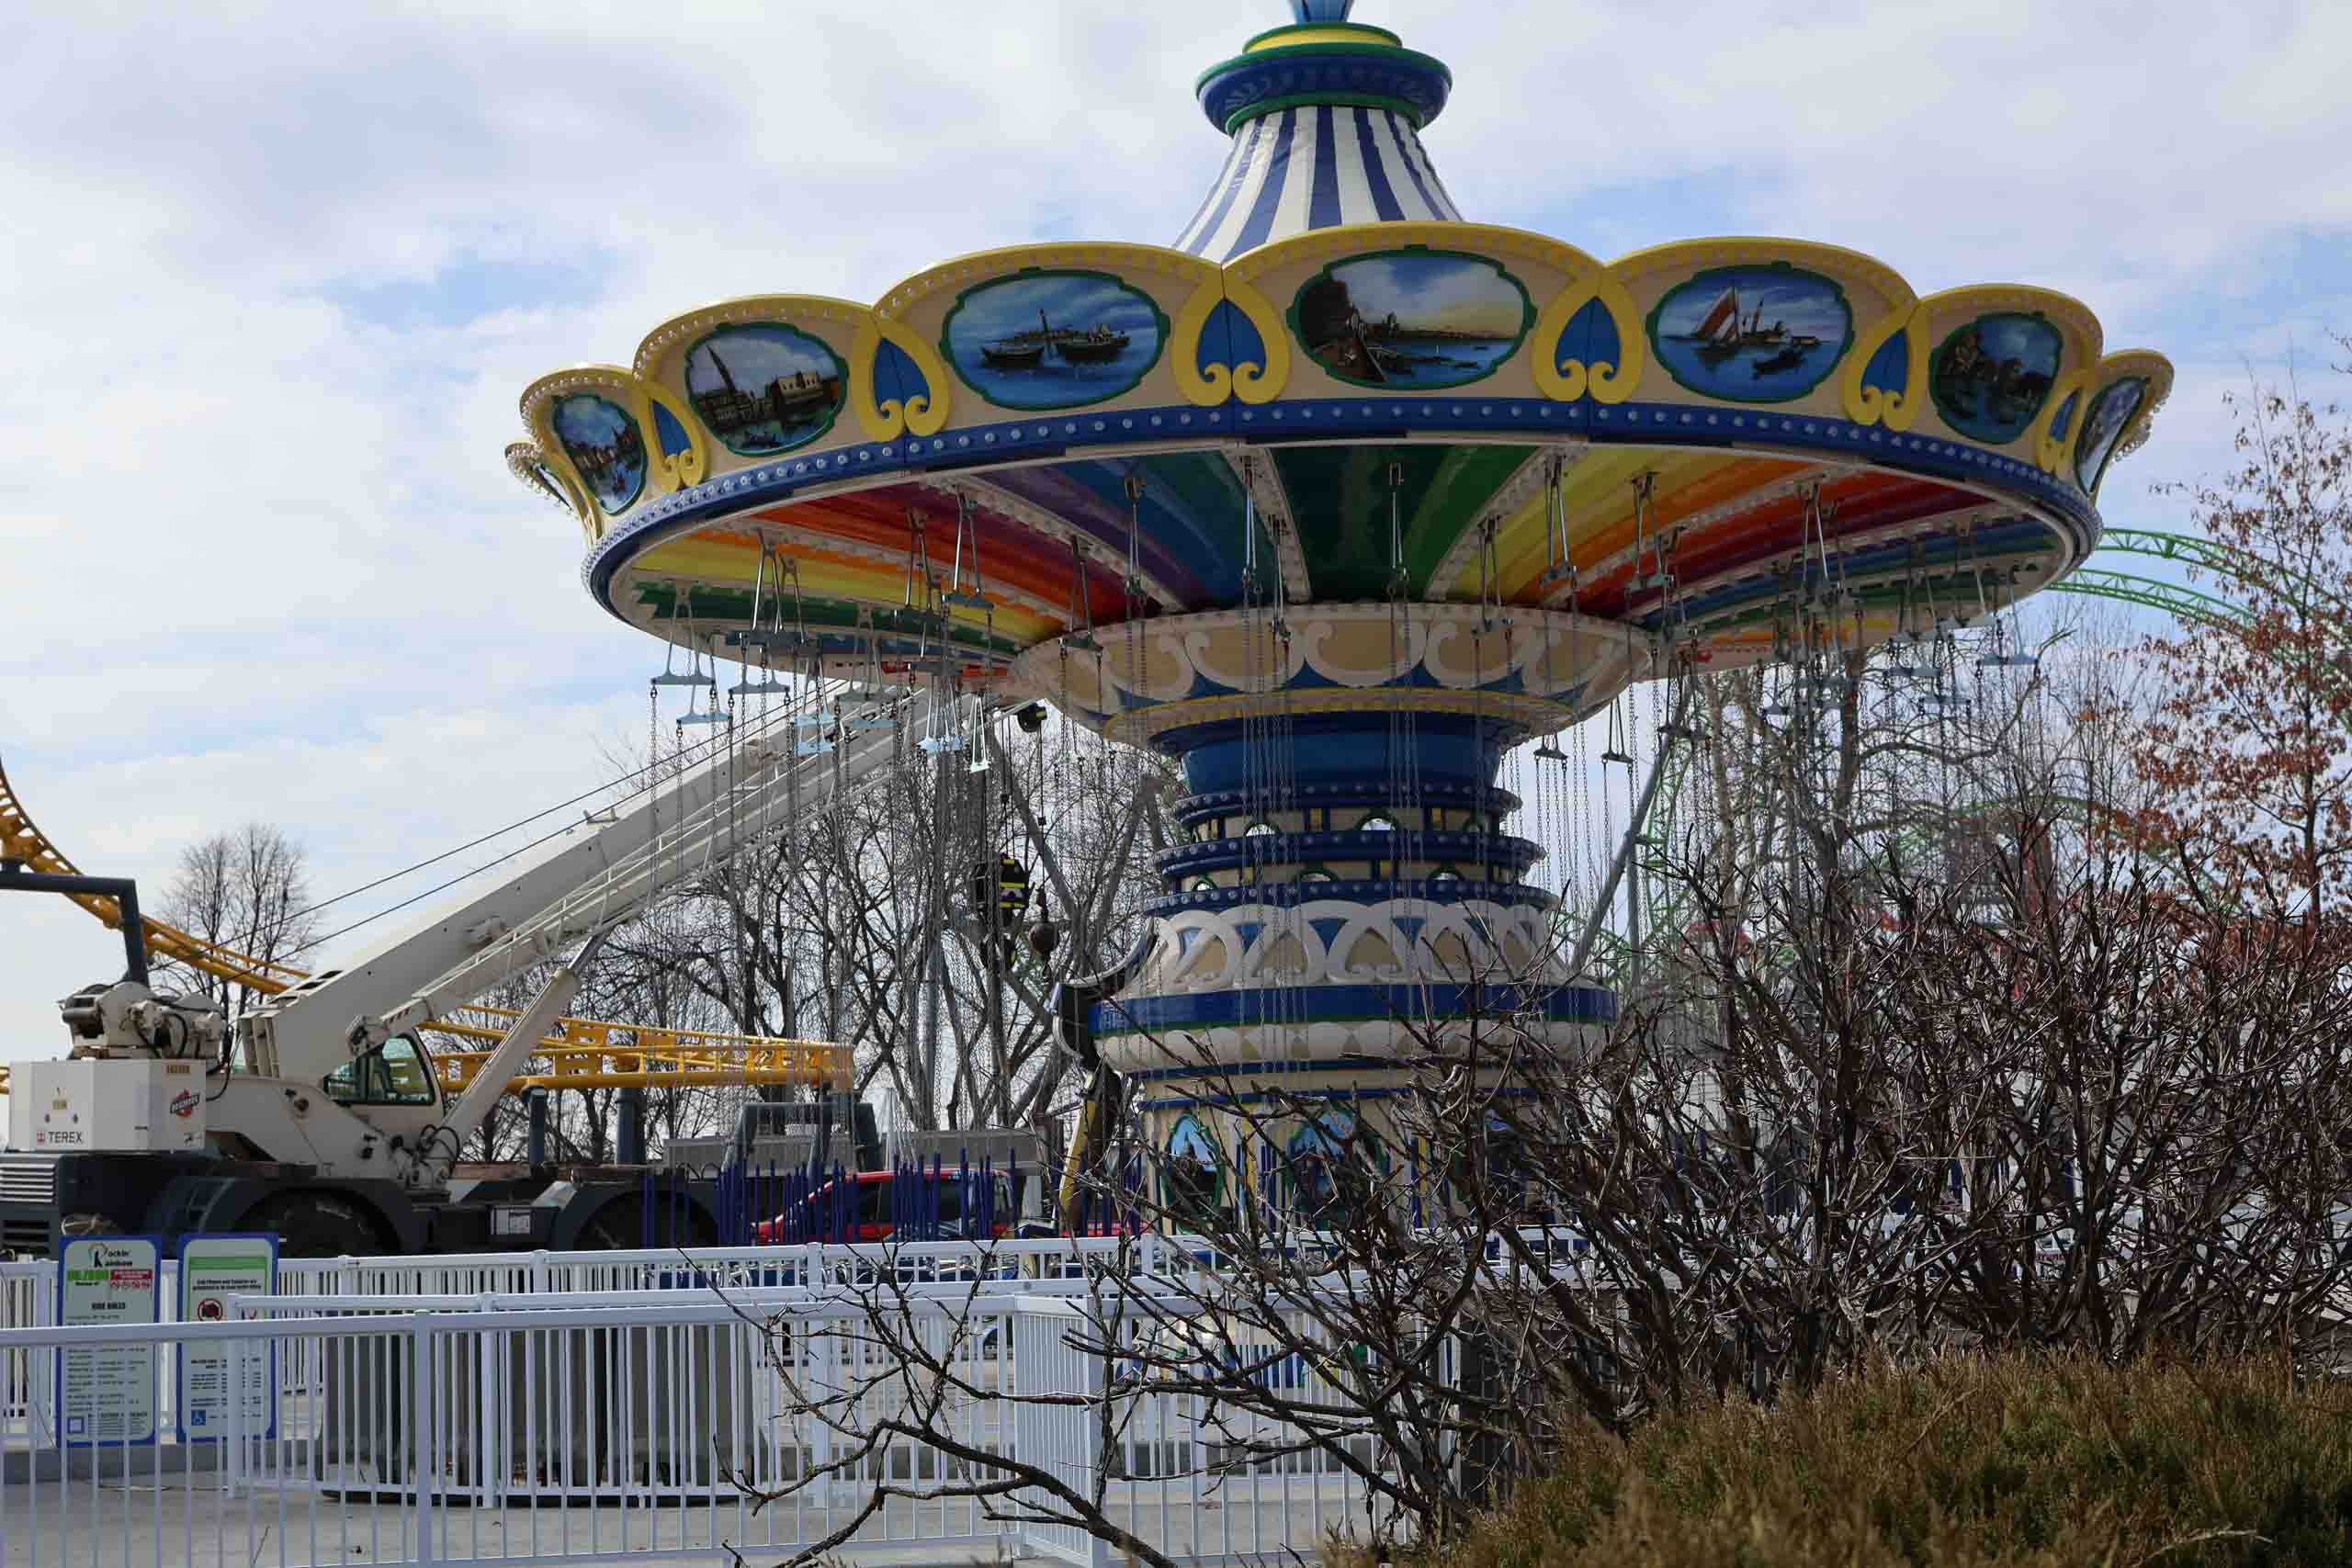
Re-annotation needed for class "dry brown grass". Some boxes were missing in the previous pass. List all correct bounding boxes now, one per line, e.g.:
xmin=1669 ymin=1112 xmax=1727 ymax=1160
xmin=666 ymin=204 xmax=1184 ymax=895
xmin=1351 ymin=1353 xmax=2352 ymax=1567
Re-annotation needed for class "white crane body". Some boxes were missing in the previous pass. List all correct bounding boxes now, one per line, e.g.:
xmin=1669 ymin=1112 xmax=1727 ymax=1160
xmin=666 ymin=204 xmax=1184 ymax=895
xmin=2 ymin=692 xmax=974 ymax=1256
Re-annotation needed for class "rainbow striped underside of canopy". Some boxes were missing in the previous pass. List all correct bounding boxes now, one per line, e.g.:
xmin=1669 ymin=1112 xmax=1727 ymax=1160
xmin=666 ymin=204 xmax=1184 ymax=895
xmin=615 ymin=443 xmax=2071 ymax=680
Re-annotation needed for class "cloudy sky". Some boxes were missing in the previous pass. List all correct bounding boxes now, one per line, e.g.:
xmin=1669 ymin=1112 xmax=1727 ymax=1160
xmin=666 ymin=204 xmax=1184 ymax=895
xmin=3 ymin=1 xmax=2346 ymax=1059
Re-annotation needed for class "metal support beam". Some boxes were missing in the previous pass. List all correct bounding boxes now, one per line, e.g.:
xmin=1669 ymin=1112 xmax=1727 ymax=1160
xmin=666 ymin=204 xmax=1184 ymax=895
xmin=0 ymin=863 xmax=147 ymax=985
xmin=410 ymin=929 xmax=610 ymax=1186
xmin=1566 ymin=684 xmax=1694 ymax=982
xmin=617 ymin=1085 xmax=645 ymax=1166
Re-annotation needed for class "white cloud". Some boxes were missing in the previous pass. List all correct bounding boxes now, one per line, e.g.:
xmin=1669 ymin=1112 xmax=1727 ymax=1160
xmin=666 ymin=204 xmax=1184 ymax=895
xmin=3 ymin=0 xmax=2344 ymax=1057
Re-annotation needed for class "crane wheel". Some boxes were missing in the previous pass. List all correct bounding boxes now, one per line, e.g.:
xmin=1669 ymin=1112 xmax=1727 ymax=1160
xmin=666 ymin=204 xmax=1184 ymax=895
xmin=573 ymin=1193 xmax=715 ymax=1252
xmin=242 ymin=1193 xmax=388 ymax=1259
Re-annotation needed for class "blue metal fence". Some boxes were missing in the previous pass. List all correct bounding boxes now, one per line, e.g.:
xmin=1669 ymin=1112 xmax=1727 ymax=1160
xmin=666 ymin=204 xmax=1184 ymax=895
xmin=641 ymin=1154 xmax=1029 ymax=1247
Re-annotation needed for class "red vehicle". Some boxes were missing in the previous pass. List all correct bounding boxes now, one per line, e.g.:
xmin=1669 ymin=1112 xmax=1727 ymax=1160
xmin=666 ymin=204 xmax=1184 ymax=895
xmin=754 ymin=1167 xmax=1020 ymax=1245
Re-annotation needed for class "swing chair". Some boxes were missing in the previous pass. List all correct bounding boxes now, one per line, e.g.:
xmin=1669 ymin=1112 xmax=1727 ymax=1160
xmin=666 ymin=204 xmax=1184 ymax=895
xmin=837 ymin=634 xmax=903 ymax=729
xmin=1976 ymin=568 xmax=2041 ymax=671
xmin=729 ymin=542 xmax=800 ymax=694
xmin=916 ymin=694 xmax=968 ymax=756
xmin=649 ymin=592 xmax=717 ymax=692
xmin=942 ymin=492 xmax=994 ymax=611
xmin=674 ymin=677 xmax=729 ymax=728
xmin=1600 ymin=697 xmax=1634 ymax=767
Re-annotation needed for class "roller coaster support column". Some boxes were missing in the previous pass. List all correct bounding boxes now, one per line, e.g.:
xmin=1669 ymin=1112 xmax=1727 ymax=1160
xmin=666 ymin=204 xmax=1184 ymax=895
xmin=1568 ymin=685 xmax=1693 ymax=981
xmin=617 ymin=1086 xmax=645 ymax=1167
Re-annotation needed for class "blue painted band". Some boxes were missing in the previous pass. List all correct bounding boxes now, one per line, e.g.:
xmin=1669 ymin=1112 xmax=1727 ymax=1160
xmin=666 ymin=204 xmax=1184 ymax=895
xmin=1136 ymin=1080 xmax=1544 ymax=1111
xmin=1154 ymin=828 xmax=1544 ymax=879
xmin=1143 ymin=876 xmax=1557 ymax=918
xmin=1092 ymin=981 xmax=1616 ymax=1036
xmin=1194 ymin=45 xmax=1453 ymax=133
xmin=1170 ymin=710 xmax=1519 ymax=795
xmin=1174 ymin=778 xmax=1521 ymax=825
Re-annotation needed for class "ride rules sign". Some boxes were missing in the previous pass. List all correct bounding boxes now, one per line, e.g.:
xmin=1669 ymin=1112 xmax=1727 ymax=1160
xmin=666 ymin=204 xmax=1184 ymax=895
xmin=57 ymin=1235 xmax=160 ymax=1447
xmin=177 ymin=1234 xmax=277 ymax=1441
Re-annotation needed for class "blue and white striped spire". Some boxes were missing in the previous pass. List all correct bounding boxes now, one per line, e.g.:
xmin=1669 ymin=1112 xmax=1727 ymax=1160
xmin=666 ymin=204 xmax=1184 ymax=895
xmin=1172 ymin=102 xmax=1463 ymax=262
xmin=1177 ymin=6 xmax=1460 ymax=262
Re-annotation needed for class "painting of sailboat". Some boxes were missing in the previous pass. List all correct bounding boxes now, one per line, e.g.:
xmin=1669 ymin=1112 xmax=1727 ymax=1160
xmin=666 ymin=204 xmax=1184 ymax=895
xmin=943 ymin=270 xmax=1165 ymax=411
xmin=1291 ymin=249 xmax=1532 ymax=390
xmin=1929 ymin=312 xmax=2062 ymax=443
xmin=1647 ymin=264 xmax=1852 ymax=402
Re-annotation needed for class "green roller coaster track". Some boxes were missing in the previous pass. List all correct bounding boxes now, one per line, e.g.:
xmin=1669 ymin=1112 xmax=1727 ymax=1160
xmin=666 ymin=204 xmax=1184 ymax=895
xmin=1600 ymin=529 xmax=2266 ymax=971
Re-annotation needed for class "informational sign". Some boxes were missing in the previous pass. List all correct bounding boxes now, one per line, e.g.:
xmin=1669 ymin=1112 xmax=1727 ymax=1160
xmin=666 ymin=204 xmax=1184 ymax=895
xmin=176 ymin=1233 xmax=278 ymax=1442
xmin=57 ymin=1235 xmax=161 ymax=1448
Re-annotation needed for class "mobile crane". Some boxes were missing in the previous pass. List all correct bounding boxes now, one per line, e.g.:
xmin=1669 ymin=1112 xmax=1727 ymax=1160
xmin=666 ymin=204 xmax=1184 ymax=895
xmin=0 ymin=691 xmax=977 ymax=1257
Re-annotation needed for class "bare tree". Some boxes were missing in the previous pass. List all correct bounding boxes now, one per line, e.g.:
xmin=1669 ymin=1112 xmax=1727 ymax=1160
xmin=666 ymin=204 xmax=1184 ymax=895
xmin=153 ymin=821 xmax=322 ymax=1022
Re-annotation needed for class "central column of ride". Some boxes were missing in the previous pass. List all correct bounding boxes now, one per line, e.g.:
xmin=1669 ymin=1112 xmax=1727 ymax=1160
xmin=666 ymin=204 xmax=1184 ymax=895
xmin=1012 ymin=602 xmax=1636 ymax=1196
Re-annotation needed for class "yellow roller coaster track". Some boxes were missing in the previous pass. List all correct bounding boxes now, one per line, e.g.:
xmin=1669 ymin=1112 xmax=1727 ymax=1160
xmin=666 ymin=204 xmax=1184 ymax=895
xmin=0 ymin=755 xmax=848 ymax=1097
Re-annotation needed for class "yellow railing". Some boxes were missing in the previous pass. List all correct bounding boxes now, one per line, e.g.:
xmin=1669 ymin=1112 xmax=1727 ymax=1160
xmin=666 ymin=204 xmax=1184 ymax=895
xmin=429 ymin=1022 xmax=852 ymax=1095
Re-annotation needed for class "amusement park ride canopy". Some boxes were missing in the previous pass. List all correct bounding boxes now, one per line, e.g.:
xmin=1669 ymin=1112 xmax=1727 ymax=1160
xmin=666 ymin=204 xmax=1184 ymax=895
xmin=509 ymin=2 xmax=2171 ymax=1103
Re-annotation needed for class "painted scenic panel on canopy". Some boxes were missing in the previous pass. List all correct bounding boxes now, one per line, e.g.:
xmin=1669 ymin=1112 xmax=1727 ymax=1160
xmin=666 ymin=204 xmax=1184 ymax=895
xmin=1647 ymin=264 xmax=1853 ymax=403
xmin=551 ymin=393 xmax=646 ymax=513
xmin=1930 ymin=312 xmax=2062 ymax=444
xmin=1290 ymin=249 xmax=1532 ymax=389
xmin=942 ymin=269 xmax=1167 ymax=411
xmin=2074 ymin=377 xmax=2148 ymax=492
xmin=685 ymin=324 xmax=845 ymax=457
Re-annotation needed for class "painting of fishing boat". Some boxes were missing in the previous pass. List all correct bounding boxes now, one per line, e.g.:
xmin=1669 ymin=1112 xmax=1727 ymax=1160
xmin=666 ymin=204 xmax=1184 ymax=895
xmin=943 ymin=269 xmax=1165 ymax=410
xmin=2073 ymin=376 xmax=2148 ymax=491
xmin=1929 ymin=312 xmax=2061 ymax=443
xmin=684 ymin=323 xmax=846 ymax=457
xmin=979 ymin=340 xmax=1046 ymax=369
xmin=1647 ymin=263 xmax=1852 ymax=403
xmin=551 ymin=393 xmax=647 ymax=513
xmin=1291 ymin=249 xmax=1531 ymax=390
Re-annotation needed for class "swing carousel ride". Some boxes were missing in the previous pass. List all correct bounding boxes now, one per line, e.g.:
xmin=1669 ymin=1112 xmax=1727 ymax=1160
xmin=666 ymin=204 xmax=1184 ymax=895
xmin=507 ymin=0 xmax=2171 ymax=1160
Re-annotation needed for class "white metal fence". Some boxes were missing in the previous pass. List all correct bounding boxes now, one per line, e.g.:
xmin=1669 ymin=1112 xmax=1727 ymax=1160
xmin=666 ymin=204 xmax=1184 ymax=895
xmin=0 ymin=1244 xmax=1411 ymax=1567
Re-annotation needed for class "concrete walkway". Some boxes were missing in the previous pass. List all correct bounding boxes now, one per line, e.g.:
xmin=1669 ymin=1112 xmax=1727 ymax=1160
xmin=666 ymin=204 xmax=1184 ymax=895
xmin=0 ymin=1474 xmax=1369 ymax=1566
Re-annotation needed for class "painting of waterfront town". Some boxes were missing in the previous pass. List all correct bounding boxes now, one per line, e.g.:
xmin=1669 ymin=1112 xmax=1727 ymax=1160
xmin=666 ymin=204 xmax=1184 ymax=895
xmin=1929 ymin=312 xmax=2062 ymax=443
xmin=685 ymin=323 xmax=844 ymax=456
xmin=1647 ymin=264 xmax=1852 ymax=402
xmin=551 ymin=393 xmax=646 ymax=513
xmin=1292 ymin=250 xmax=1530 ymax=389
xmin=942 ymin=270 xmax=1166 ymax=411
xmin=2073 ymin=376 xmax=2148 ymax=491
